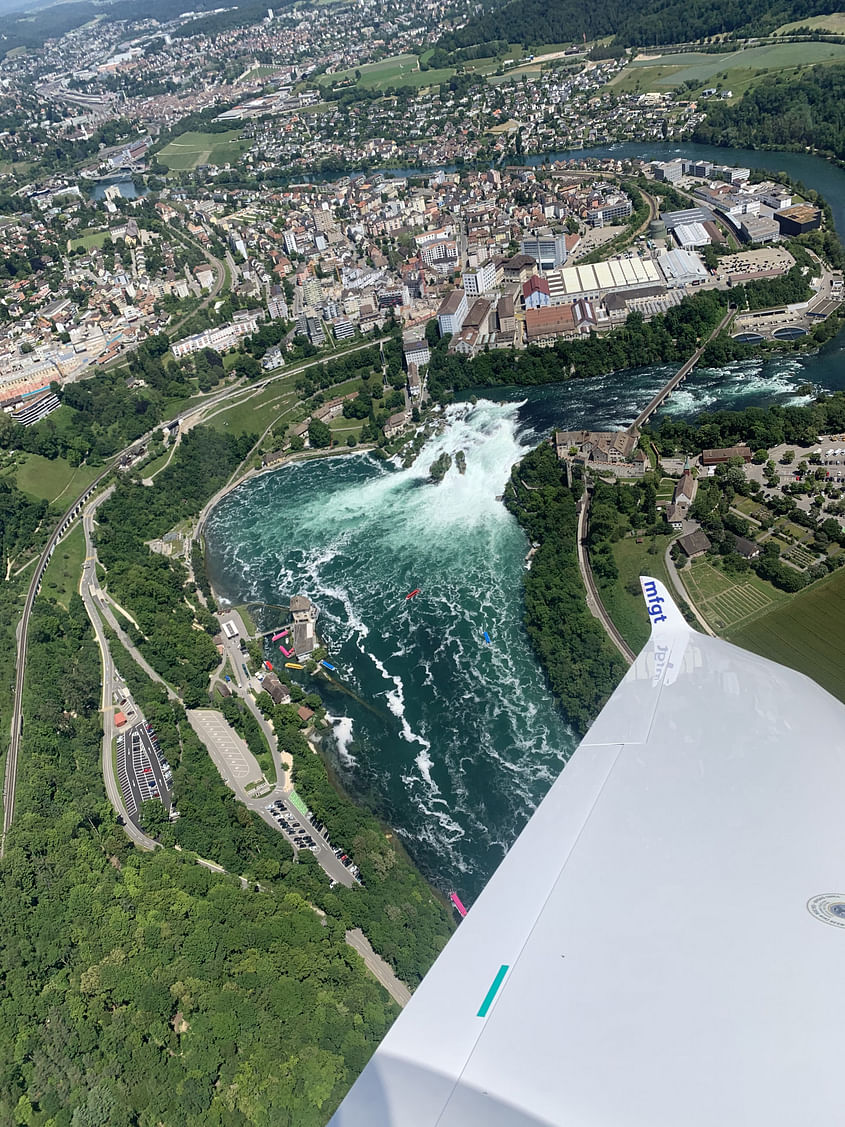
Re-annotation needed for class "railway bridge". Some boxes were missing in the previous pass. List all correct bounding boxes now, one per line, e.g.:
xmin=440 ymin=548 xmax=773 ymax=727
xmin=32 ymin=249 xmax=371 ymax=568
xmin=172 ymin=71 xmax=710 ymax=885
xmin=628 ymin=306 xmax=735 ymax=434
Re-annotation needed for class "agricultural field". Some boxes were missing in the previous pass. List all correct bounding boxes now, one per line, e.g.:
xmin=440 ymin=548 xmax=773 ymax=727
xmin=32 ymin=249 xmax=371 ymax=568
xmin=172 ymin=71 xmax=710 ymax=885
xmin=157 ymin=130 xmax=248 ymax=171
xmin=728 ymin=567 xmax=845 ymax=704
xmin=680 ymin=557 xmax=788 ymax=631
xmin=611 ymin=41 xmax=845 ymax=100
xmin=775 ymin=11 xmax=845 ymax=34
xmin=604 ymin=532 xmax=675 ymax=652
xmin=7 ymin=453 xmax=101 ymax=505
xmin=325 ymin=53 xmax=453 ymax=91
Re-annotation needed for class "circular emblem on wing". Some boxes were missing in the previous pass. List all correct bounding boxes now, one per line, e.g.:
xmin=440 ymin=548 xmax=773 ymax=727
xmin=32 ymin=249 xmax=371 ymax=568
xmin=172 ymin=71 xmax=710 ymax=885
xmin=807 ymin=894 xmax=845 ymax=928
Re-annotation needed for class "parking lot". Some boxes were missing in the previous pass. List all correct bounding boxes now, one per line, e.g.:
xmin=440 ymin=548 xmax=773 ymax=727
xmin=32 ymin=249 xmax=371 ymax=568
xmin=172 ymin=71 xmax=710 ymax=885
xmin=116 ymin=720 xmax=173 ymax=827
xmin=266 ymin=797 xmax=359 ymax=885
xmin=186 ymin=709 xmax=263 ymax=796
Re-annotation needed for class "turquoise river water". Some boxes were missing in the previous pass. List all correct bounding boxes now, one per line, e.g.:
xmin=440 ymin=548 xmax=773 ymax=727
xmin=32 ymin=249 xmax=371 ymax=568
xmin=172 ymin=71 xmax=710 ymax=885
xmin=205 ymin=144 xmax=845 ymax=901
xmin=205 ymin=338 xmax=845 ymax=900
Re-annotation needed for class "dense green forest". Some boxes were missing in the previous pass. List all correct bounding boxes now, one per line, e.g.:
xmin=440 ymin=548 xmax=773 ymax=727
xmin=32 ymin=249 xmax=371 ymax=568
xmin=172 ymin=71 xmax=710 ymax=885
xmin=256 ymin=699 xmax=456 ymax=985
xmin=94 ymin=428 xmax=254 ymax=704
xmin=438 ymin=0 xmax=833 ymax=53
xmin=648 ymin=388 xmax=845 ymax=454
xmin=0 ymin=477 xmax=48 ymax=574
xmin=694 ymin=62 xmax=845 ymax=160
xmin=0 ymin=595 xmax=401 ymax=1126
xmin=504 ymin=442 xmax=627 ymax=734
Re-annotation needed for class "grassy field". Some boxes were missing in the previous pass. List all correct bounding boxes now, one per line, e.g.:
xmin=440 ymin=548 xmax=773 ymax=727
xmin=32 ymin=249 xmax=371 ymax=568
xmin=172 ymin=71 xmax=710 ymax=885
xmin=603 ymin=532 xmax=675 ymax=652
xmin=612 ymin=41 xmax=845 ymax=99
xmin=680 ymin=557 xmax=788 ymax=632
xmin=776 ymin=11 xmax=845 ymax=33
xmin=325 ymin=53 xmax=453 ymax=91
xmin=8 ymin=454 xmax=101 ymax=506
xmin=204 ymin=377 xmax=299 ymax=436
xmin=158 ymin=130 xmax=248 ymax=171
xmin=68 ymin=229 xmax=111 ymax=252
xmin=656 ymin=476 xmax=675 ymax=503
xmin=239 ymin=64 xmax=282 ymax=81
xmin=40 ymin=522 xmax=84 ymax=609
xmin=728 ymin=567 xmax=845 ymax=703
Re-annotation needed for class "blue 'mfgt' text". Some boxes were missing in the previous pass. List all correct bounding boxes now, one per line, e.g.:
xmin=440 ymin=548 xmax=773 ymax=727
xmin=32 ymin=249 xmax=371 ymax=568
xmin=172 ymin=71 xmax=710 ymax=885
xmin=642 ymin=579 xmax=668 ymax=624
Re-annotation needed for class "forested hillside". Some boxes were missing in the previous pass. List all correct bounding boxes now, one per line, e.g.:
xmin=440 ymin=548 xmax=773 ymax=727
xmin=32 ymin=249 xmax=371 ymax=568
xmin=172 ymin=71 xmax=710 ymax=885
xmin=0 ymin=596 xmax=399 ymax=1125
xmin=694 ymin=62 xmax=845 ymax=158
xmin=438 ymin=0 xmax=834 ymax=53
xmin=504 ymin=443 xmax=626 ymax=734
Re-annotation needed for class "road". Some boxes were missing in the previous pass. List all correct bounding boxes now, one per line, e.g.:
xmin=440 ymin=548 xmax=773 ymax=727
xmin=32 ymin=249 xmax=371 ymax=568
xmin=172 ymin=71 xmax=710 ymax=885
xmin=663 ymin=542 xmax=716 ymax=636
xmin=209 ymin=613 xmax=357 ymax=887
xmin=2 ymin=336 xmax=392 ymax=852
xmin=80 ymin=489 xmax=158 ymax=851
xmin=1 ymin=467 xmax=112 ymax=856
xmin=346 ymin=928 xmax=411 ymax=1007
xmin=576 ymin=488 xmax=636 ymax=665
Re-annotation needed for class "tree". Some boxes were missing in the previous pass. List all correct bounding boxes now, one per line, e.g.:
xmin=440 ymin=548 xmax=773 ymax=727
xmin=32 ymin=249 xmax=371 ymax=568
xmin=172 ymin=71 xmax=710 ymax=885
xmin=308 ymin=418 xmax=332 ymax=448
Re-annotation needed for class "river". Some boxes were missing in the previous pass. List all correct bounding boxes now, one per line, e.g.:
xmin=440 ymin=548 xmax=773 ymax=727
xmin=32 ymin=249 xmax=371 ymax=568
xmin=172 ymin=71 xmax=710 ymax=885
xmin=204 ymin=145 xmax=845 ymax=901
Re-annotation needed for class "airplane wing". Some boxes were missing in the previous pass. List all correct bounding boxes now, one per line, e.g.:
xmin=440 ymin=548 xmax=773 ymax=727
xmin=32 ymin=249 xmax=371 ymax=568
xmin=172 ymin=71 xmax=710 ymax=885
xmin=331 ymin=577 xmax=845 ymax=1127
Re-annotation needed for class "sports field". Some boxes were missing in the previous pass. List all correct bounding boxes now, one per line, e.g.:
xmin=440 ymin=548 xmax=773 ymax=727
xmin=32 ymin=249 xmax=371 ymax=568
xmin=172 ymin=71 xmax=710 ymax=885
xmin=728 ymin=568 xmax=845 ymax=704
xmin=68 ymin=229 xmax=111 ymax=253
xmin=680 ymin=557 xmax=788 ymax=632
xmin=157 ymin=130 xmax=248 ymax=172
xmin=612 ymin=41 xmax=845 ymax=99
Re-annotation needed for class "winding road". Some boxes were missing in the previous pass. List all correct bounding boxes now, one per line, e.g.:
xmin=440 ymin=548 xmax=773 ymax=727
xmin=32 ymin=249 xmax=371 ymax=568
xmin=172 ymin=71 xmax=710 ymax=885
xmin=80 ymin=489 xmax=158 ymax=851
xmin=2 ymin=335 xmax=389 ymax=856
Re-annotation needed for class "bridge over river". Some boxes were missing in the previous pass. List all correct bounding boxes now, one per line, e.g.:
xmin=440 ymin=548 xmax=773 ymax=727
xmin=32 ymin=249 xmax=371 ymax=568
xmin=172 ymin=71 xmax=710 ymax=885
xmin=628 ymin=306 xmax=736 ymax=434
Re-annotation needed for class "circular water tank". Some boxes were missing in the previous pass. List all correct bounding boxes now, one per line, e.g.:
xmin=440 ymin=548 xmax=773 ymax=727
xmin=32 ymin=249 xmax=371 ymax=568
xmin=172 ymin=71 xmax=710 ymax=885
xmin=648 ymin=219 xmax=667 ymax=239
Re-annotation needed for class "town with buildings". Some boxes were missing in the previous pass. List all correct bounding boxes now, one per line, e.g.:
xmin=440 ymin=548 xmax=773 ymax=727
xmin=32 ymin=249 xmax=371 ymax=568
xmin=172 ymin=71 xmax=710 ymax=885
xmin=5 ymin=0 xmax=839 ymax=434
xmin=0 ymin=138 xmax=836 ymax=442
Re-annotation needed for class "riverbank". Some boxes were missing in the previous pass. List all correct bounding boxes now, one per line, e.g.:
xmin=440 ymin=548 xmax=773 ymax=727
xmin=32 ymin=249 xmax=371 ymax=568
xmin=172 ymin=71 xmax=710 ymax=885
xmin=196 ymin=442 xmax=377 ymax=543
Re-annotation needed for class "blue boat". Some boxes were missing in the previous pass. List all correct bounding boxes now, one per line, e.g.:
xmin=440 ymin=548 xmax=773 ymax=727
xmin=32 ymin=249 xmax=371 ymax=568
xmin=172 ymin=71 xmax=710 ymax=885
xmin=483 ymin=631 xmax=491 ymax=644
xmin=321 ymin=660 xmax=336 ymax=671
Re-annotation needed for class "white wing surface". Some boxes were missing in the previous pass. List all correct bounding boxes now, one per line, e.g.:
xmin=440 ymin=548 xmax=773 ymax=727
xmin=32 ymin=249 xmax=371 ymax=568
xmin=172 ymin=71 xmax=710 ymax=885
xmin=331 ymin=577 xmax=845 ymax=1126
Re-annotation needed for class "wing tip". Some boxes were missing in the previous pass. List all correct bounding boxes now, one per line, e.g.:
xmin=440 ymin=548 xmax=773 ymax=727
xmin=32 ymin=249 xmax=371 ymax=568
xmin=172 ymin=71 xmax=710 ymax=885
xmin=639 ymin=575 xmax=689 ymax=634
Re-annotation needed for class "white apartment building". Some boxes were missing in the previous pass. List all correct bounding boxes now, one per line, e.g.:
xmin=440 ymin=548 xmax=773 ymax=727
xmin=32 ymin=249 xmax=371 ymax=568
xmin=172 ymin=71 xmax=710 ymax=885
xmin=437 ymin=290 xmax=469 ymax=337
xmin=463 ymin=260 xmax=497 ymax=296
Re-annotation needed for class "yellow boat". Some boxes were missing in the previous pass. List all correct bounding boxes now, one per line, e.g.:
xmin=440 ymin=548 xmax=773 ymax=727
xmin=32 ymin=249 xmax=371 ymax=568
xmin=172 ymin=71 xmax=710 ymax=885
xmin=285 ymin=662 xmax=304 ymax=670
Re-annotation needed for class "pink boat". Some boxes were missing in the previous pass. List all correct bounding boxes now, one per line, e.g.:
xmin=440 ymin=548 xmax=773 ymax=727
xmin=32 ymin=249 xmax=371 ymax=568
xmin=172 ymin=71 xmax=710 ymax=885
xmin=272 ymin=632 xmax=284 ymax=642
xmin=449 ymin=891 xmax=468 ymax=918
xmin=279 ymin=645 xmax=294 ymax=657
